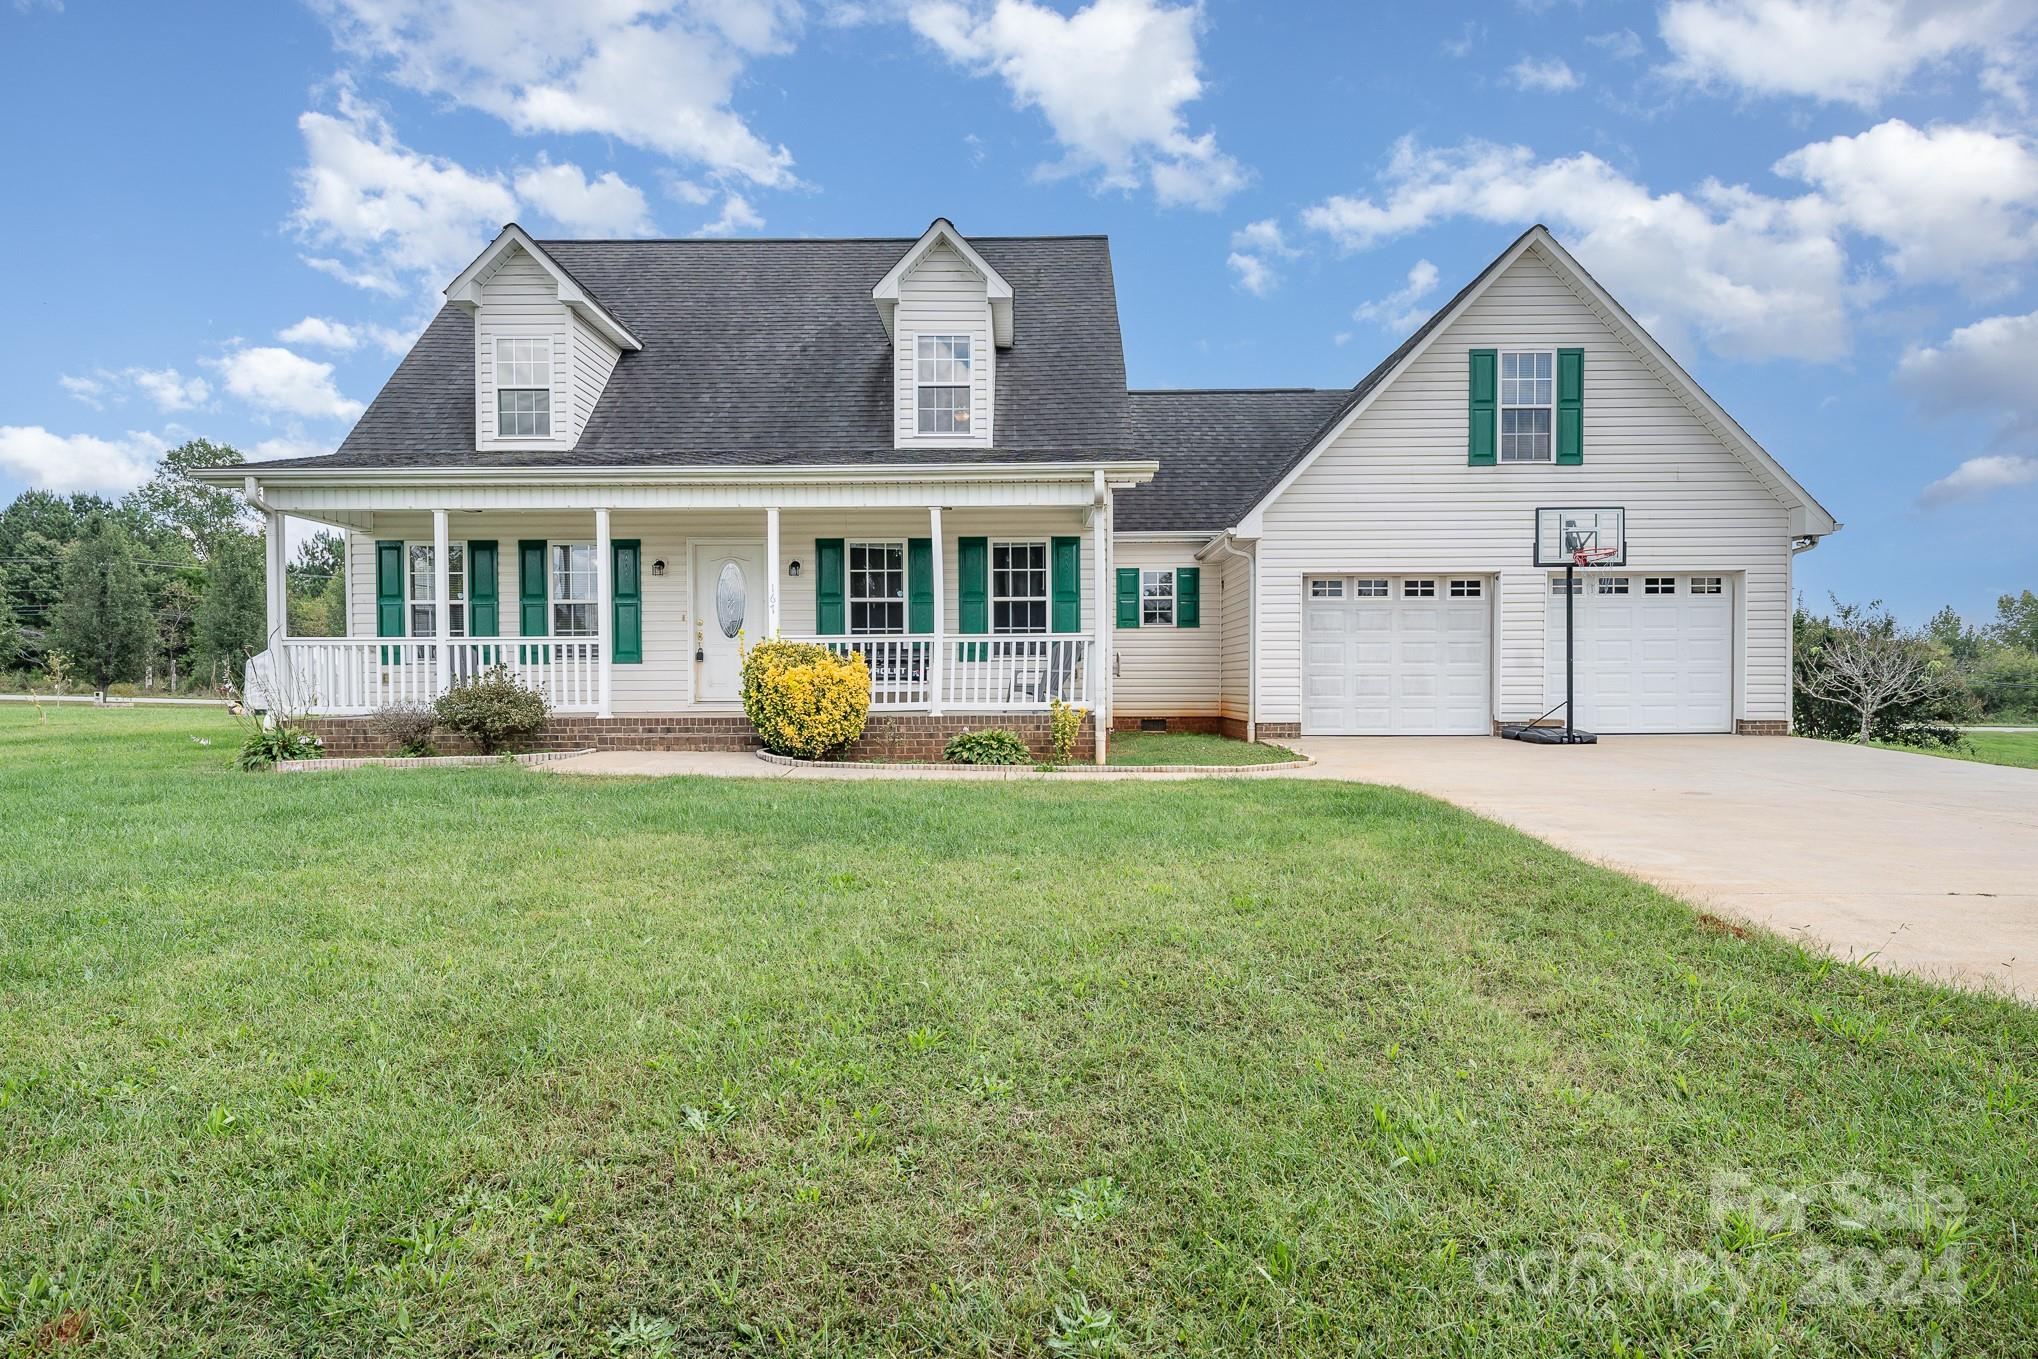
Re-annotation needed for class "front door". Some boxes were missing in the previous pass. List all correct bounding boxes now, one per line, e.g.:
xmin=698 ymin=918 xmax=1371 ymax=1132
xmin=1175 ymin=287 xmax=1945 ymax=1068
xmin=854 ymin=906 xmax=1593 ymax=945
xmin=693 ymin=542 xmax=764 ymax=703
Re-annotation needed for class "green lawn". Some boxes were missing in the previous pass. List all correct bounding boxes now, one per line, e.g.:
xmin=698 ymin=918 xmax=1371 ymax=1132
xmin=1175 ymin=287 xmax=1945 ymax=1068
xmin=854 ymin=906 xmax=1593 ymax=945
xmin=1873 ymin=730 xmax=2038 ymax=771
xmin=3 ymin=707 xmax=2033 ymax=1356
xmin=1104 ymin=729 xmax=1299 ymax=766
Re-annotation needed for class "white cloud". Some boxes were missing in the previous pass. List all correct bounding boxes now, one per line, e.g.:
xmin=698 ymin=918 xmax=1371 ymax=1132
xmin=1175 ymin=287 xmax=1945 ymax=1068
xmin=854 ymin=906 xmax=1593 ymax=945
xmin=292 ymin=88 xmax=518 ymax=294
xmin=303 ymin=254 xmax=404 ymax=296
xmin=1921 ymin=454 xmax=2038 ymax=504
xmin=1299 ymin=136 xmax=1850 ymax=361
xmin=213 ymin=347 xmax=364 ymax=422
xmin=1507 ymin=56 xmax=1580 ymax=91
xmin=909 ymin=0 xmax=1247 ymax=209
xmin=1226 ymin=251 xmax=1277 ymax=297
xmin=56 ymin=367 xmax=210 ymax=413
xmin=693 ymin=191 xmax=765 ymax=237
xmin=1354 ymin=258 xmax=1440 ymax=331
xmin=0 ymin=426 xmax=169 ymax=495
xmin=278 ymin=316 xmax=411 ymax=354
xmin=251 ymin=436 xmax=334 ymax=462
xmin=1899 ymin=309 xmax=2038 ymax=422
xmin=1231 ymin=218 xmax=1294 ymax=256
xmin=313 ymin=1 xmax=799 ymax=187
xmin=1659 ymin=0 xmax=2035 ymax=106
xmin=513 ymin=157 xmax=655 ymax=237
xmin=1774 ymin=119 xmax=2038 ymax=287
xmin=59 ymin=374 xmax=106 ymax=408
xmin=1588 ymin=28 xmax=1645 ymax=61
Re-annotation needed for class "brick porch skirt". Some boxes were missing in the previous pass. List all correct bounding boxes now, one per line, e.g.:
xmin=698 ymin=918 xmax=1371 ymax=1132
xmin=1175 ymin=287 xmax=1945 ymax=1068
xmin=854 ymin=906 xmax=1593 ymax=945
xmin=302 ymin=709 xmax=1096 ymax=763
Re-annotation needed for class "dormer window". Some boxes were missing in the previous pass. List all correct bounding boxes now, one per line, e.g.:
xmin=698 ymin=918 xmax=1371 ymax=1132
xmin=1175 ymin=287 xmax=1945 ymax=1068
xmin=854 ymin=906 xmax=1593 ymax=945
xmin=496 ymin=337 xmax=552 ymax=439
xmin=916 ymin=335 xmax=972 ymax=435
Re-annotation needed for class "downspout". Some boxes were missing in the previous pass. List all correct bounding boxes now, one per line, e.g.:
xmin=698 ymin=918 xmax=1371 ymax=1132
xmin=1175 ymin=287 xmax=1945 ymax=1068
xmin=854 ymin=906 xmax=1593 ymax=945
xmin=1212 ymin=531 xmax=1256 ymax=744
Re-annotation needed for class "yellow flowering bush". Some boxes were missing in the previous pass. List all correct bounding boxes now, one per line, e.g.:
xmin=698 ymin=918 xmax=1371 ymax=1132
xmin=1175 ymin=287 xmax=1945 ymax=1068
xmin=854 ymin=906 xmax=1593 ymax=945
xmin=741 ymin=639 xmax=871 ymax=758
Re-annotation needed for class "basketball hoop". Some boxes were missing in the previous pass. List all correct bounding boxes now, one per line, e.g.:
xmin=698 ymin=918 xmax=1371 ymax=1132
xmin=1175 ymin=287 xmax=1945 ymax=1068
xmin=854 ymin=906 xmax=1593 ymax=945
xmin=1571 ymin=545 xmax=1620 ymax=568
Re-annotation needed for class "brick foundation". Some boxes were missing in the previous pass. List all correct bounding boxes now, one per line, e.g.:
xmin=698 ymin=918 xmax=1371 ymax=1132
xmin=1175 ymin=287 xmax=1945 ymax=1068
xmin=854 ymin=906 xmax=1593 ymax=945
xmin=1109 ymin=714 xmax=1226 ymax=735
xmin=302 ymin=709 xmax=1095 ymax=763
xmin=1735 ymin=719 xmax=1791 ymax=735
xmin=1256 ymin=722 xmax=1301 ymax=740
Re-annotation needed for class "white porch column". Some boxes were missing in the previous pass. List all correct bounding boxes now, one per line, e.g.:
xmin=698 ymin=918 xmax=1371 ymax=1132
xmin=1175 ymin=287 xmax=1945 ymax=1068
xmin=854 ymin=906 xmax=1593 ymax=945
xmin=432 ymin=508 xmax=451 ymax=695
xmin=928 ymin=506 xmax=944 ymax=714
xmin=765 ymin=507 xmax=781 ymax=638
xmin=264 ymin=509 xmax=287 ymax=648
xmin=1092 ymin=473 xmax=1110 ymax=765
xmin=595 ymin=507 xmax=614 ymax=718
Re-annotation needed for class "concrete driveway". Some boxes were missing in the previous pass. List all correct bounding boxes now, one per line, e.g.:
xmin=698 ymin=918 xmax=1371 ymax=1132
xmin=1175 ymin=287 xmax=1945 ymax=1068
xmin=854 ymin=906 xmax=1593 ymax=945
xmin=1290 ymin=735 xmax=2038 ymax=998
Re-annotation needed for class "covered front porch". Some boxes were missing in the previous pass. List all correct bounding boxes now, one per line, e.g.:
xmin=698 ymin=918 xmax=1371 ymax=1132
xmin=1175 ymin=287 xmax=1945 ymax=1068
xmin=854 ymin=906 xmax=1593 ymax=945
xmin=241 ymin=464 xmax=1146 ymax=760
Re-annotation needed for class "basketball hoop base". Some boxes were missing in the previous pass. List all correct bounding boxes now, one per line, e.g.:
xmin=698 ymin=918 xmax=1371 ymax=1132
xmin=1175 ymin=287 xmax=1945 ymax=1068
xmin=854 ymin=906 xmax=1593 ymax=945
xmin=1501 ymin=724 xmax=1598 ymax=745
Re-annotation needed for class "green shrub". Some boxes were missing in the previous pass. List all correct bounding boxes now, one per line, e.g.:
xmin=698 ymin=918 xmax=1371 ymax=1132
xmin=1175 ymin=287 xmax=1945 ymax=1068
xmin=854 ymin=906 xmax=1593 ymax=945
xmin=370 ymin=703 xmax=439 ymax=758
xmin=1048 ymin=698 xmax=1085 ymax=765
xmin=944 ymin=727 xmax=1030 ymax=765
xmin=236 ymin=723 xmax=322 ymax=771
xmin=433 ymin=664 xmax=550 ymax=754
xmin=742 ymin=640 xmax=870 ymax=758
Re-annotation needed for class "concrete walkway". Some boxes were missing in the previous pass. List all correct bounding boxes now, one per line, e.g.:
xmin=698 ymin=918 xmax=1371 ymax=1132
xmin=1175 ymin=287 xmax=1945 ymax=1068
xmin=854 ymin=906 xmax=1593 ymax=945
xmin=1291 ymin=735 xmax=2038 ymax=998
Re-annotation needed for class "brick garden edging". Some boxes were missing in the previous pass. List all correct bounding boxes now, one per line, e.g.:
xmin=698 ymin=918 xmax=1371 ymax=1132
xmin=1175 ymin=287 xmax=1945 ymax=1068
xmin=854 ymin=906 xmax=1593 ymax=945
xmin=753 ymin=750 xmax=1313 ymax=778
xmin=274 ymin=749 xmax=595 ymax=773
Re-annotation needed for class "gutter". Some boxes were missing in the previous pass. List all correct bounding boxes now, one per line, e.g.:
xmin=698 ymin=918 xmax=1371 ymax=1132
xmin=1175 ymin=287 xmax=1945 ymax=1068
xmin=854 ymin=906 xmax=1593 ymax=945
xmin=1790 ymin=533 xmax=1831 ymax=555
xmin=195 ymin=458 xmax=1161 ymax=489
xmin=1207 ymin=530 xmax=1257 ymax=744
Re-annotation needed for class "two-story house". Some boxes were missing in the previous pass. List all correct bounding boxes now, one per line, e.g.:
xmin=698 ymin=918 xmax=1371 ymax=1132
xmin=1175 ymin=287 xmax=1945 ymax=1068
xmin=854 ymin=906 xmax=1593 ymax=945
xmin=203 ymin=219 xmax=1838 ymax=761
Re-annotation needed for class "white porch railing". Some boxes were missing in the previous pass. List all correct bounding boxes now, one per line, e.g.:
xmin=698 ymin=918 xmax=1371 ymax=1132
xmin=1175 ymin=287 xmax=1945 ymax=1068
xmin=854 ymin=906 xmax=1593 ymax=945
xmin=256 ymin=637 xmax=602 ymax=715
xmin=786 ymin=634 xmax=1095 ymax=711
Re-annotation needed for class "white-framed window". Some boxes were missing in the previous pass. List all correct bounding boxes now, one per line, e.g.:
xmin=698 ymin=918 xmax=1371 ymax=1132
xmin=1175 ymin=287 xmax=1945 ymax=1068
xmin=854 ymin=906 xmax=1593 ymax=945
xmin=1309 ymin=577 xmax=1344 ymax=599
xmin=1499 ymin=349 xmax=1554 ymax=462
xmin=1550 ymin=577 xmax=1580 ymax=596
xmin=1354 ymin=578 xmax=1389 ymax=598
xmin=1690 ymin=576 xmax=1724 ymax=595
xmin=551 ymin=542 xmax=597 ymax=636
xmin=991 ymin=540 xmax=1047 ymax=633
xmin=406 ymin=542 xmax=466 ymax=637
xmin=495 ymin=337 xmax=552 ymax=439
xmin=1645 ymin=577 xmax=1677 ymax=595
xmin=1141 ymin=569 xmax=1176 ymax=626
xmin=1598 ymin=576 xmax=1630 ymax=595
xmin=1403 ymin=578 xmax=1436 ymax=598
xmin=1450 ymin=579 xmax=1482 ymax=598
xmin=849 ymin=541 xmax=906 ymax=635
xmin=916 ymin=334 xmax=972 ymax=435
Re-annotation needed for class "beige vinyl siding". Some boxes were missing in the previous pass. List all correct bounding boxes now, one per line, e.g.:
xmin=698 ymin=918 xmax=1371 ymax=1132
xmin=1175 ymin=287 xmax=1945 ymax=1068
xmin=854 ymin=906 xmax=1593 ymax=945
xmin=568 ymin=311 xmax=621 ymax=440
xmin=1217 ymin=545 xmax=1252 ymax=724
xmin=345 ymin=509 xmax=1099 ymax=713
xmin=475 ymin=248 xmax=570 ymax=450
xmin=1111 ymin=538 xmax=1220 ymax=716
xmin=893 ymin=241 xmax=994 ymax=448
xmin=1255 ymin=244 xmax=1795 ymax=727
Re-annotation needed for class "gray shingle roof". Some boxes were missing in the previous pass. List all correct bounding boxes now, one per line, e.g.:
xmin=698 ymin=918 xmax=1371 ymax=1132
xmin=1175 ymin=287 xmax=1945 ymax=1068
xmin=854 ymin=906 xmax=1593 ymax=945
xmin=257 ymin=235 xmax=1131 ymax=471
xmin=1115 ymin=389 xmax=1352 ymax=533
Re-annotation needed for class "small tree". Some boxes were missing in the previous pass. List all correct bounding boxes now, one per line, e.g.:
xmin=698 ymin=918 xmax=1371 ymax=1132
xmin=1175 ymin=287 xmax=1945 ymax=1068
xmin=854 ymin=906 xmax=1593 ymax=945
xmin=1797 ymin=612 xmax=1958 ymax=745
xmin=0 ymin=573 xmax=22 ymax=674
xmin=50 ymin=514 xmax=152 ymax=689
xmin=193 ymin=531 xmax=267 ymax=687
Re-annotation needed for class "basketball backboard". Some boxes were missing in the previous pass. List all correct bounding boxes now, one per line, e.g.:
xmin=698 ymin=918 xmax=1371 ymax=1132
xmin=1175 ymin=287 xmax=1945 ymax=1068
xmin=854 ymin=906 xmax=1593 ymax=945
xmin=1534 ymin=507 xmax=1626 ymax=566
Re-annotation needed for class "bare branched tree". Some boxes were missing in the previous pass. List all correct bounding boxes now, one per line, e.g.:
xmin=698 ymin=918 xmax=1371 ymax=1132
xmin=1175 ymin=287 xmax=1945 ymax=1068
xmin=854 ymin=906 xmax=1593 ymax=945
xmin=1796 ymin=629 xmax=1953 ymax=744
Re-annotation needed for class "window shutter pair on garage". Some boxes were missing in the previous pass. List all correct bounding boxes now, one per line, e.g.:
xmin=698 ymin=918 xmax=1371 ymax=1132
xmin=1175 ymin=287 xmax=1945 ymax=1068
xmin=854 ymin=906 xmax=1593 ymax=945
xmin=1467 ymin=348 xmax=1583 ymax=466
xmin=1114 ymin=567 xmax=1198 ymax=628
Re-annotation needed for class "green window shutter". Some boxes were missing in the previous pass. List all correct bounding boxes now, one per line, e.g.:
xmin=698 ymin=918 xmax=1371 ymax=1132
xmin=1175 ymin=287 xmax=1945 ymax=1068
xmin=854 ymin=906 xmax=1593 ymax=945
xmin=907 ymin=538 xmax=933 ymax=634
xmin=612 ymin=539 xmax=642 ymax=663
xmin=1050 ymin=536 xmax=1080 ymax=634
xmin=1176 ymin=566 xmax=1200 ymax=628
xmin=1467 ymin=348 xmax=1497 ymax=467
xmin=815 ymin=538 xmax=845 ymax=635
xmin=518 ymin=540 xmax=548 ymax=637
xmin=957 ymin=538 xmax=988 ymax=635
xmin=1556 ymin=347 xmax=1584 ymax=465
xmin=375 ymin=540 xmax=405 ymax=637
xmin=1116 ymin=567 xmax=1140 ymax=630
xmin=468 ymin=540 xmax=499 ymax=638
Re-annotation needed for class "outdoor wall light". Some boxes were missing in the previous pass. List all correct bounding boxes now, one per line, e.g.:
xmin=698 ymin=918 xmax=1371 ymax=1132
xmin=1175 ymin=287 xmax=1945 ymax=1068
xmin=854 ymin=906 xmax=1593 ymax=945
xmin=788 ymin=560 xmax=802 ymax=577
xmin=651 ymin=559 xmax=667 ymax=576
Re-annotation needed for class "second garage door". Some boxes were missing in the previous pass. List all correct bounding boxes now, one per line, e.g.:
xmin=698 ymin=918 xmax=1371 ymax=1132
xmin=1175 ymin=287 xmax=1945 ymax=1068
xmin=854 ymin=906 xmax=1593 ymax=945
xmin=1544 ymin=573 xmax=1734 ymax=732
xmin=1302 ymin=575 xmax=1491 ymax=735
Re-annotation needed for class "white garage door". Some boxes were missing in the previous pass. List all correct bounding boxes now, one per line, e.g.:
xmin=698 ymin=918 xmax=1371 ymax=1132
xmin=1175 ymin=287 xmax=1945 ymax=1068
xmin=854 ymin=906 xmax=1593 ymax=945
xmin=1545 ymin=574 xmax=1733 ymax=733
xmin=1302 ymin=575 xmax=1492 ymax=735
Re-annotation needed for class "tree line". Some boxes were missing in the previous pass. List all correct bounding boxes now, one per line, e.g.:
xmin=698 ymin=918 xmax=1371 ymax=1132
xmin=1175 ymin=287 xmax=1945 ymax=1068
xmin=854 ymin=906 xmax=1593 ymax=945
xmin=1795 ymin=591 xmax=2038 ymax=746
xmin=0 ymin=440 xmax=344 ymax=694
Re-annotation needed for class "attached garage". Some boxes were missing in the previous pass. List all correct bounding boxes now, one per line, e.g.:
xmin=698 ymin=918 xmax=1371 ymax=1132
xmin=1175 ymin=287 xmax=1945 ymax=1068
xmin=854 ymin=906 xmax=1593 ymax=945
xmin=1301 ymin=575 xmax=1491 ymax=734
xmin=1544 ymin=574 xmax=1734 ymax=733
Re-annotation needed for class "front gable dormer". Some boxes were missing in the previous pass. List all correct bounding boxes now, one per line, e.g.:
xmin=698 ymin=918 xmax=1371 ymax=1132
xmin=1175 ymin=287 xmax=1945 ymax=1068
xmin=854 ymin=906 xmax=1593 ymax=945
xmin=874 ymin=219 xmax=1011 ymax=450
xmin=446 ymin=224 xmax=641 ymax=453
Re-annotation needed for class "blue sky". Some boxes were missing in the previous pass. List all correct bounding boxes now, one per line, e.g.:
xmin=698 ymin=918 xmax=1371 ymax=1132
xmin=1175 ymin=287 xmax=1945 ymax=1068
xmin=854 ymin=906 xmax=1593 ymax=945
xmin=2 ymin=0 xmax=2034 ymax=622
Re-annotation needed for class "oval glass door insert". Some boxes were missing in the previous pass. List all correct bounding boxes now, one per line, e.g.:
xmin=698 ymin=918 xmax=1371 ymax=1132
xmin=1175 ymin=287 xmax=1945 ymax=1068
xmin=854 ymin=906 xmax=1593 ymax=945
xmin=714 ymin=560 xmax=747 ymax=637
